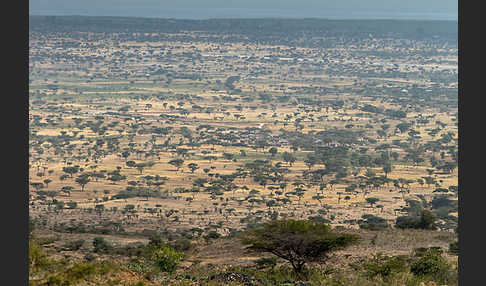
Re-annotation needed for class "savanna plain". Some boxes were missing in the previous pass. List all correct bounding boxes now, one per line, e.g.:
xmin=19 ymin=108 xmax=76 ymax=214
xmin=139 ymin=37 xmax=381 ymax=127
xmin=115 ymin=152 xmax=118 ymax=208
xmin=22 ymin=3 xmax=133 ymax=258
xmin=29 ymin=16 xmax=458 ymax=285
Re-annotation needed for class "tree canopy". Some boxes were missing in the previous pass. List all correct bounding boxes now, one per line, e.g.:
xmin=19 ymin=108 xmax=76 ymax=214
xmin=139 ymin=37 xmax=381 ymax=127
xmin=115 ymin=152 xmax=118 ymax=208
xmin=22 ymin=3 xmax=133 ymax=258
xmin=240 ymin=219 xmax=359 ymax=273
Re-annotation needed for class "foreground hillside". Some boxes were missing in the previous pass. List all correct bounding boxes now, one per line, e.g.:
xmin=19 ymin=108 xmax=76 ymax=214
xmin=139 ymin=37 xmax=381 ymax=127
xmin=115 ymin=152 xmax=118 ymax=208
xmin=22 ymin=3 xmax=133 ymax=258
xmin=30 ymin=226 xmax=458 ymax=286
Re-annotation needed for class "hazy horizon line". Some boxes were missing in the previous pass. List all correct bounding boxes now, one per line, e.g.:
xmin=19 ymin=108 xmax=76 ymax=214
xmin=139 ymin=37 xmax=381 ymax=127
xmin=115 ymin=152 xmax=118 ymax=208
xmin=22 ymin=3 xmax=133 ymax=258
xmin=29 ymin=7 xmax=457 ymax=21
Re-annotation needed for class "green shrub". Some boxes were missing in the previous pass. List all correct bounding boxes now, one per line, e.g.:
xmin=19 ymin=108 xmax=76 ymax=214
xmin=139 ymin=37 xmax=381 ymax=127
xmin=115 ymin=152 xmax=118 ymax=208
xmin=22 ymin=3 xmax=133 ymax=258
xmin=63 ymin=239 xmax=85 ymax=251
xmin=29 ymin=240 xmax=51 ymax=272
xmin=45 ymin=273 xmax=66 ymax=285
xmin=151 ymin=245 xmax=185 ymax=273
xmin=92 ymin=237 xmax=113 ymax=253
xmin=410 ymin=247 xmax=456 ymax=284
xmin=395 ymin=210 xmax=437 ymax=230
xmin=449 ymin=241 xmax=459 ymax=255
xmin=204 ymin=231 xmax=221 ymax=240
xmin=125 ymin=258 xmax=154 ymax=275
xmin=362 ymin=253 xmax=409 ymax=280
xmin=66 ymin=262 xmax=96 ymax=280
xmin=359 ymin=214 xmax=389 ymax=230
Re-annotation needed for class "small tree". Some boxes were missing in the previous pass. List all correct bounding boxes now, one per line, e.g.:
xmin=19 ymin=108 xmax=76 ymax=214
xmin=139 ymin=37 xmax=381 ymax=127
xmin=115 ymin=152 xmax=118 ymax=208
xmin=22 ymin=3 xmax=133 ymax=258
xmin=410 ymin=247 xmax=454 ymax=284
xmin=382 ymin=162 xmax=393 ymax=178
xmin=121 ymin=150 xmax=130 ymax=161
xmin=62 ymin=166 xmax=79 ymax=178
xmin=268 ymin=147 xmax=278 ymax=157
xmin=282 ymin=152 xmax=296 ymax=166
xmin=168 ymin=158 xmax=184 ymax=172
xmin=366 ymin=197 xmax=380 ymax=208
xmin=75 ymin=174 xmax=90 ymax=192
xmin=187 ymin=163 xmax=199 ymax=173
xmin=240 ymin=219 xmax=359 ymax=273
xmin=416 ymin=210 xmax=437 ymax=230
xmin=92 ymin=237 xmax=112 ymax=253
xmin=43 ymin=179 xmax=52 ymax=188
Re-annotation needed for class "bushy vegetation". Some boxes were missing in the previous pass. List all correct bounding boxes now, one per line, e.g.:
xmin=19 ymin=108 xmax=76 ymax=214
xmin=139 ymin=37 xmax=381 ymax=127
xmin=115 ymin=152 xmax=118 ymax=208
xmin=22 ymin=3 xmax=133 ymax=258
xmin=29 ymin=238 xmax=122 ymax=286
xmin=359 ymin=214 xmax=390 ymax=230
xmin=395 ymin=210 xmax=437 ymax=230
xmin=29 ymin=233 xmax=457 ymax=286
xmin=240 ymin=219 xmax=359 ymax=273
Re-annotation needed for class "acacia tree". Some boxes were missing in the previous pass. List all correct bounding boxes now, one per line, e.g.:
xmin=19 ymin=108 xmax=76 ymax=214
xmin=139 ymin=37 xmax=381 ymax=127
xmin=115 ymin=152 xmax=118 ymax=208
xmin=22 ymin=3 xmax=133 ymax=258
xmin=121 ymin=150 xmax=130 ymax=161
xmin=43 ymin=179 xmax=52 ymax=188
xmin=75 ymin=174 xmax=90 ymax=192
xmin=382 ymin=162 xmax=393 ymax=178
xmin=269 ymin=147 xmax=278 ymax=157
xmin=62 ymin=165 xmax=79 ymax=178
xmin=240 ymin=219 xmax=359 ymax=273
xmin=366 ymin=197 xmax=380 ymax=208
xmin=187 ymin=163 xmax=199 ymax=173
xmin=169 ymin=158 xmax=184 ymax=172
xmin=135 ymin=161 xmax=155 ymax=174
xmin=282 ymin=152 xmax=296 ymax=166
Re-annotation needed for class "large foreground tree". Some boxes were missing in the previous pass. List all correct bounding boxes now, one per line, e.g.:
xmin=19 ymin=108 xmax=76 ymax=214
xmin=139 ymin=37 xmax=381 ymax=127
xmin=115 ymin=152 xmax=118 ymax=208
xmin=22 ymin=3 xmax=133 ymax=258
xmin=240 ymin=219 xmax=359 ymax=273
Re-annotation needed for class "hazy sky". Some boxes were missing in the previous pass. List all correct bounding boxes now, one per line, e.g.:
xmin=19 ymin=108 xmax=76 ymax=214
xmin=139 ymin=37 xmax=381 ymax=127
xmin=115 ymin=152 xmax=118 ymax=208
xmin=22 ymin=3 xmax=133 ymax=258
xmin=30 ymin=0 xmax=457 ymax=19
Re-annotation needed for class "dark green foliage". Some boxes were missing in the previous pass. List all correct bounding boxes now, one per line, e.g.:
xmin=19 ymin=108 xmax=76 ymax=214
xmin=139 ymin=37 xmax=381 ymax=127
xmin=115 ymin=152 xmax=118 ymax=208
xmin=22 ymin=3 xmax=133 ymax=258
xmin=396 ymin=122 xmax=412 ymax=133
xmin=168 ymin=158 xmax=184 ymax=171
xmin=448 ymin=241 xmax=459 ymax=255
xmin=30 ymin=16 xmax=458 ymax=46
xmin=205 ymin=231 xmax=222 ymax=240
xmin=430 ymin=195 xmax=457 ymax=211
xmin=361 ymin=254 xmax=409 ymax=280
xmin=384 ymin=109 xmax=407 ymax=119
xmin=75 ymin=174 xmax=91 ymax=191
xmin=125 ymin=238 xmax=185 ymax=275
xmin=359 ymin=214 xmax=389 ymax=230
xmin=415 ymin=210 xmax=437 ymax=230
xmin=151 ymin=245 xmax=185 ymax=273
xmin=410 ymin=247 xmax=455 ymax=284
xmin=404 ymin=199 xmax=423 ymax=215
xmin=92 ymin=237 xmax=113 ymax=253
xmin=308 ymin=215 xmax=331 ymax=224
xmin=63 ymin=239 xmax=85 ymax=251
xmin=395 ymin=216 xmax=421 ymax=229
xmin=62 ymin=165 xmax=79 ymax=177
xmin=240 ymin=219 xmax=359 ymax=273
xmin=395 ymin=210 xmax=437 ymax=230
xmin=365 ymin=197 xmax=379 ymax=207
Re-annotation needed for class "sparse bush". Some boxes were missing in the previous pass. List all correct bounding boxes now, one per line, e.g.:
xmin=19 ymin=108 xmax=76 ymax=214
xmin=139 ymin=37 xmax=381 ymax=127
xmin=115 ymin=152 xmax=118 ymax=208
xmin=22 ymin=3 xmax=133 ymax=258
xmin=63 ymin=239 xmax=85 ymax=251
xmin=359 ymin=214 xmax=389 ymax=230
xmin=170 ymin=237 xmax=192 ymax=252
xmin=361 ymin=253 xmax=409 ymax=280
xmin=92 ymin=237 xmax=113 ymax=253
